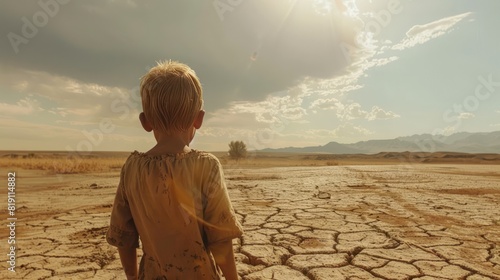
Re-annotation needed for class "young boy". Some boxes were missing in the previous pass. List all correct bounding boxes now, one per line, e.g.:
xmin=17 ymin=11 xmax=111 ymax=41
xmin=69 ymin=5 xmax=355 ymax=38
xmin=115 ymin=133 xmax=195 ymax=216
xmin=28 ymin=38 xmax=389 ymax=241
xmin=106 ymin=61 xmax=243 ymax=280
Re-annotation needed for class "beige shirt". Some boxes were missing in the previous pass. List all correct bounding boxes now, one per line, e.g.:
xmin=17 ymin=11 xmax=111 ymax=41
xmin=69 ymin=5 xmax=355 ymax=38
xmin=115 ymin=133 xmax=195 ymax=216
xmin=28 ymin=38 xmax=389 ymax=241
xmin=106 ymin=150 xmax=243 ymax=279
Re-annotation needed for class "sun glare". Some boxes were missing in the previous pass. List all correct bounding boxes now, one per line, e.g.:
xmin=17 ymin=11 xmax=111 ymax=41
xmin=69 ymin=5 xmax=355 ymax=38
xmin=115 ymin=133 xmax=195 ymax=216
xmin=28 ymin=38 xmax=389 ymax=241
xmin=312 ymin=0 xmax=359 ymax=17
xmin=313 ymin=0 xmax=333 ymax=15
xmin=342 ymin=0 xmax=360 ymax=17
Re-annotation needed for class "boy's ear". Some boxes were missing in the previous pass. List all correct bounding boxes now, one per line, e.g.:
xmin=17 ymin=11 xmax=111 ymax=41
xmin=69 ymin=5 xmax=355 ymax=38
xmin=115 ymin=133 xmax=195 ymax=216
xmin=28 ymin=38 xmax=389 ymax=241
xmin=193 ymin=110 xmax=205 ymax=129
xmin=139 ymin=112 xmax=153 ymax=132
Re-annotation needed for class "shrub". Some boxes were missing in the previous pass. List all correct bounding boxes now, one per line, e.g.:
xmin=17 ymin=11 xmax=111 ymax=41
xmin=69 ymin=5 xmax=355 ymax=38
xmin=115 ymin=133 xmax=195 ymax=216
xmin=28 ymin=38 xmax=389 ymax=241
xmin=228 ymin=140 xmax=247 ymax=161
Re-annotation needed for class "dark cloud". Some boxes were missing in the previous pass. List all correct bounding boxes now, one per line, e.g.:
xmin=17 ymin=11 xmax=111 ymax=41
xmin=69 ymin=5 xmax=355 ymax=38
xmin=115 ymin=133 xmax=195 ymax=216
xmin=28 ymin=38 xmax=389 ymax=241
xmin=0 ymin=0 xmax=360 ymax=111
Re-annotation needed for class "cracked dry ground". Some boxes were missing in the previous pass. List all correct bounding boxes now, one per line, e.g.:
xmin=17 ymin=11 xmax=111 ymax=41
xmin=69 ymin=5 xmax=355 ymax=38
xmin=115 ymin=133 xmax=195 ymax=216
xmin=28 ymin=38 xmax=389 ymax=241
xmin=1 ymin=164 xmax=499 ymax=279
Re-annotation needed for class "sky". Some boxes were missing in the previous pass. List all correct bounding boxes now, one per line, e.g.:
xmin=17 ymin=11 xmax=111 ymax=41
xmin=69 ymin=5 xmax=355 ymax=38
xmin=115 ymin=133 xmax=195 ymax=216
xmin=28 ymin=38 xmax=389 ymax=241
xmin=1 ymin=0 xmax=499 ymax=152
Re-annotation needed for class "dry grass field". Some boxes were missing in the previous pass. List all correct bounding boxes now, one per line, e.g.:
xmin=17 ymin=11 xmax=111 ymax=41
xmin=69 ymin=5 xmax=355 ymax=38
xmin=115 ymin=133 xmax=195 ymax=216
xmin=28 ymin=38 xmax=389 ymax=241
xmin=0 ymin=150 xmax=499 ymax=279
xmin=0 ymin=151 xmax=127 ymax=174
xmin=2 ymin=150 xmax=499 ymax=174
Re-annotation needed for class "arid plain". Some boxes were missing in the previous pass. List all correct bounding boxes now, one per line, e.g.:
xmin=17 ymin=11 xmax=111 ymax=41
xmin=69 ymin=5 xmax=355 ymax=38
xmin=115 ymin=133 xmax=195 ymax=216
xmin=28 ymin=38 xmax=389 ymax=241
xmin=0 ymin=151 xmax=499 ymax=279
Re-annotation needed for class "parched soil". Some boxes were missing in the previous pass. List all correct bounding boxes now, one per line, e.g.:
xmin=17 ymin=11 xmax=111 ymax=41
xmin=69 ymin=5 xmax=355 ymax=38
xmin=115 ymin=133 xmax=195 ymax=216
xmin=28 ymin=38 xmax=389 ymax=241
xmin=0 ymin=164 xmax=499 ymax=279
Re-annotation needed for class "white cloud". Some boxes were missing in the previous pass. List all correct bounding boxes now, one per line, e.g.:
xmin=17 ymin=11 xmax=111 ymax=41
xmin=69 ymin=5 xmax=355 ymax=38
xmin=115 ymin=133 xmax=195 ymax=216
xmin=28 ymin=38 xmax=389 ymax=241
xmin=174 ymin=2 xmax=406 ymax=147
xmin=0 ymin=117 xmax=153 ymax=151
xmin=13 ymin=81 xmax=28 ymax=92
xmin=366 ymin=106 xmax=401 ymax=121
xmin=311 ymin=99 xmax=399 ymax=121
xmin=297 ymin=48 xmax=380 ymax=98
xmin=342 ymin=103 xmax=367 ymax=120
xmin=0 ymin=97 xmax=43 ymax=116
xmin=305 ymin=129 xmax=336 ymax=137
xmin=197 ymin=127 xmax=252 ymax=138
xmin=282 ymin=107 xmax=307 ymax=121
xmin=3 ymin=70 xmax=121 ymax=101
xmin=304 ymin=124 xmax=372 ymax=139
xmin=1 ymin=69 xmax=141 ymax=125
xmin=331 ymin=123 xmax=373 ymax=138
xmin=0 ymin=118 xmax=88 ymax=142
xmin=55 ymin=120 xmax=98 ymax=126
xmin=309 ymin=98 xmax=344 ymax=111
xmin=392 ymin=12 xmax=472 ymax=51
xmin=199 ymin=39 xmax=400 ymax=148
xmin=229 ymin=95 xmax=306 ymax=124
xmin=457 ymin=112 xmax=475 ymax=119
xmin=442 ymin=125 xmax=457 ymax=135
xmin=368 ymin=56 xmax=399 ymax=67
xmin=51 ymin=106 xmax=103 ymax=118
xmin=200 ymin=108 xmax=285 ymax=144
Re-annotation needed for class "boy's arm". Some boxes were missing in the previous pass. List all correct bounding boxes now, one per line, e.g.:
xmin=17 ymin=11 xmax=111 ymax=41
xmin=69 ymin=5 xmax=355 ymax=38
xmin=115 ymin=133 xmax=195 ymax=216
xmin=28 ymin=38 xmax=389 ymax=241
xmin=210 ymin=239 xmax=238 ymax=280
xmin=118 ymin=246 xmax=138 ymax=280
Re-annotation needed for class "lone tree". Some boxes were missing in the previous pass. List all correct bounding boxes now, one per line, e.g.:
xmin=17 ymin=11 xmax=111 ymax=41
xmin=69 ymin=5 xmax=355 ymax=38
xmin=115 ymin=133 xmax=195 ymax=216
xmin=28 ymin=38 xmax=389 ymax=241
xmin=228 ymin=140 xmax=247 ymax=161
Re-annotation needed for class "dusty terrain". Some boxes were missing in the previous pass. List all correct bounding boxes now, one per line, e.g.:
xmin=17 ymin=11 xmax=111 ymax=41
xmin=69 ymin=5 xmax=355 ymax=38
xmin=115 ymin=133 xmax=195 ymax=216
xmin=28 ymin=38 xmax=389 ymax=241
xmin=0 ymin=155 xmax=499 ymax=279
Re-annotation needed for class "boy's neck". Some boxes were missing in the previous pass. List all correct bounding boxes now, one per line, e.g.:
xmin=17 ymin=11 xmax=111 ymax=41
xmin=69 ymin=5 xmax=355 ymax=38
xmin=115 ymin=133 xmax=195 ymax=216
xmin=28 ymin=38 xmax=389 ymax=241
xmin=146 ymin=130 xmax=194 ymax=156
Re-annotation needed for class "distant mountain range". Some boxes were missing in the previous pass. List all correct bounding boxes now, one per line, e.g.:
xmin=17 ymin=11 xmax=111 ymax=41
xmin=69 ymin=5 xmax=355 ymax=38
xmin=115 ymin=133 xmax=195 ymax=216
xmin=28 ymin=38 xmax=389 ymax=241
xmin=260 ymin=131 xmax=500 ymax=154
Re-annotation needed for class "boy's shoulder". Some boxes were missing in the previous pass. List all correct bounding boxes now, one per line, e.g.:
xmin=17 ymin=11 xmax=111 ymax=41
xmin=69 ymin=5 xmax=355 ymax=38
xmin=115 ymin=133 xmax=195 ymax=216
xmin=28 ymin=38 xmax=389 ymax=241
xmin=192 ymin=150 xmax=221 ymax=164
xmin=122 ymin=149 xmax=222 ymax=168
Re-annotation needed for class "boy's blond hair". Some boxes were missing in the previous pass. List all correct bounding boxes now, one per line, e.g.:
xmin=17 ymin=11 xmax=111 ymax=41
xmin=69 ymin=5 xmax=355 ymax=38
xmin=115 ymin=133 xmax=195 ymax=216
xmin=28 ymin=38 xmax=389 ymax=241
xmin=140 ymin=60 xmax=203 ymax=133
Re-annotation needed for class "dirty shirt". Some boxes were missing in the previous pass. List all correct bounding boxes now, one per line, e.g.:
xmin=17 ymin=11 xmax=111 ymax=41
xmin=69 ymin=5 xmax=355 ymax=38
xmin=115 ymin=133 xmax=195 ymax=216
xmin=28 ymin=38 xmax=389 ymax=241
xmin=106 ymin=150 xmax=243 ymax=279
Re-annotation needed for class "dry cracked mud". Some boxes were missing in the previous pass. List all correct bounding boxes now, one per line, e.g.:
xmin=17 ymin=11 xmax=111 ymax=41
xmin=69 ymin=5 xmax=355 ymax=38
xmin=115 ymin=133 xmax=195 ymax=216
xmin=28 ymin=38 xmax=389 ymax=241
xmin=1 ymin=164 xmax=499 ymax=279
